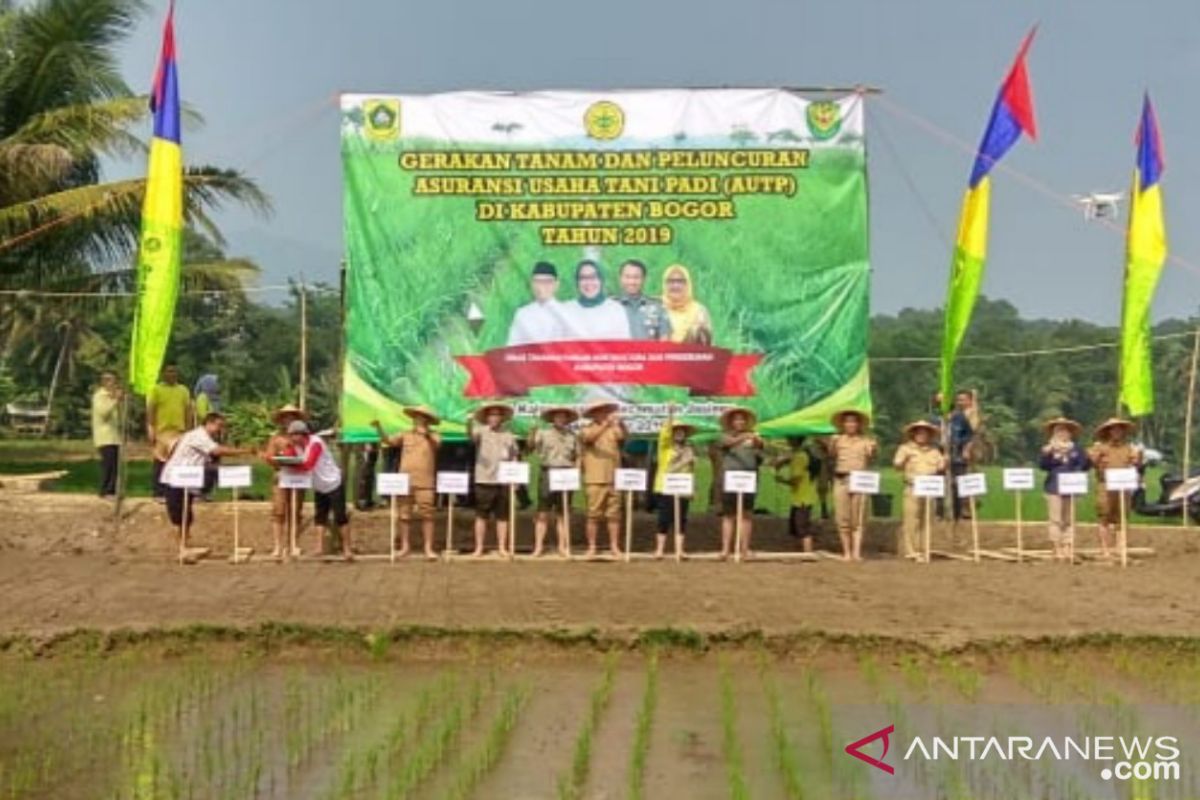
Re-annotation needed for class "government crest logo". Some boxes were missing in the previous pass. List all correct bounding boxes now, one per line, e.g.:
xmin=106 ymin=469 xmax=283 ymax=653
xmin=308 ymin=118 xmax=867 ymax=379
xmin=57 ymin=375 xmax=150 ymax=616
xmin=363 ymin=99 xmax=401 ymax=141
xmin=584 ymin=101 xmax=624 ymax=141
xmin=806 ymin=100 xmax=842 ymax=141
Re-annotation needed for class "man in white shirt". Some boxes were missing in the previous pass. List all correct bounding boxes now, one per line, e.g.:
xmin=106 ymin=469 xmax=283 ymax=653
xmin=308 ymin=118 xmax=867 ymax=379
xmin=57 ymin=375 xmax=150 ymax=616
xmin=162 ymin=413 xmax=252 ymax=540
xmin=284 ymin=420 xmax=354 ymax=559
xmin=507 ymin=261 xmax=569 ymax=346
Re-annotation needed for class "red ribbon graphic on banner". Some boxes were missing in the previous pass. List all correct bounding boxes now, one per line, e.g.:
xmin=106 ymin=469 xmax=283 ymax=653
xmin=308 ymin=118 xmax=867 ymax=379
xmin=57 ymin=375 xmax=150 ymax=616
xmin=455 ymin=341 xmax=761 ymax=397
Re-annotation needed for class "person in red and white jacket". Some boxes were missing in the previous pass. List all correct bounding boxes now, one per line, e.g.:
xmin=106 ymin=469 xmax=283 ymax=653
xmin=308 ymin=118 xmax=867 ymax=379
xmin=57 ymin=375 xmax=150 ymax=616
xmin=279 ymin=420 xmax=353 ymax=560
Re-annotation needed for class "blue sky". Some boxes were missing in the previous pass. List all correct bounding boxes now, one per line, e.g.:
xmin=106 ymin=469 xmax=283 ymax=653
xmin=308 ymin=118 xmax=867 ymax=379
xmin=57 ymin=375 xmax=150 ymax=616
xmin=113 ymin=0 xmax=1200 ymax=323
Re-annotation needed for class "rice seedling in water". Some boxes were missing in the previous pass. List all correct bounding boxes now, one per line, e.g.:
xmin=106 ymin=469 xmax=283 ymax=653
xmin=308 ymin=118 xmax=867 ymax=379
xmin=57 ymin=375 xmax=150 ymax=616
xmin=557 ymin=653 xmax=619 ymax=800
xmin=386 ymin=674 xmax=486 ymax=799
xmin=719 ymin=662 xmax=749 ymax=800
xmin=442 ymin=683 xmax=530 ymax=800
xmin=627 ymin=652 xmax=659 ymax=800
xmin=761 ymin=668 xmax=804 ymax=800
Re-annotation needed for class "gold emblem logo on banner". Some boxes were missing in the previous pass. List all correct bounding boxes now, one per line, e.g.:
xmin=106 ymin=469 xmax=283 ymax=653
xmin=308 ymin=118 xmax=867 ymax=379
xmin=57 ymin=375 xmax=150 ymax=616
xmin=584 ymin=101 xmax=624 ymax=140
xmin=363 ymin=99 xmax=401 ymax=141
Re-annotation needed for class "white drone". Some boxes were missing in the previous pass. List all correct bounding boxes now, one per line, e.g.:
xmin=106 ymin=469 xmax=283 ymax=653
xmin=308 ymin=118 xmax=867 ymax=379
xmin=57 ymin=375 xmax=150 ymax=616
xmin=1071 ymin=191 xmax=1124 ymax=221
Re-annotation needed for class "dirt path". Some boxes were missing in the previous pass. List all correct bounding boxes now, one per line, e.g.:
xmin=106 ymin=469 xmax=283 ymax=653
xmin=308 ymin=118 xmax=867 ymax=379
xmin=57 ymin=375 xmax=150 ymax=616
xmin=2 ymin=493 xmax=1199 ymax=646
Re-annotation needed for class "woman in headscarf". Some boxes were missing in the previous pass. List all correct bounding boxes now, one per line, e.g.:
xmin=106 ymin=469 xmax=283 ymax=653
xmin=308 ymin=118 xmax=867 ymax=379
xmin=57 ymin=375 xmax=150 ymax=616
xmin=193 ymin=374 xmax=221 ymax=417
xmin=661 ymin=264 xmax=713 ymax=345
xmin=563 ymin=259 xmax=632 ymax=340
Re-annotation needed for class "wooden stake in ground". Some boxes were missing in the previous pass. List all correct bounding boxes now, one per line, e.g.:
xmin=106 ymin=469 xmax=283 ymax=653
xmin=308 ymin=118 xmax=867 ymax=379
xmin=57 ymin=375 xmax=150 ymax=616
xmin=1014 ymin=489 xmax=1024 ymax=563
xmin=444 ymin=494 xmax=455 ymax=562
xmin=624 ymin=491 xmax=634 ymax=563
xmin=855 ymin=490 xmax=867 ymax=561
xmin=288 ymin=488 xmax=297 ymax=561
xmin=389 ymin=494 xmax=397 ymax=564
xmin=923 ymin=496 xmax=932 ymax=564
xmin=1068 ymin=494 xmax=1076 ymax=563
xmin=1183 ymin=326 xmax=1200 ymax=529
xmin=673 ymin=495 xmax=682 ymax=563
xmin=1119 ymin=489 xmax=1129 ymax=568
xmin=180 ymin=489 xmax=190 ymax=566
xmin=734 ymin=492 xmax=745 ymax=563
xmin=560 ymin=492 xmax=571 ymax=557
xmin=969 ymin=496 xmax=980 ymax=563
xmin=232 ymin=487 xmax=241 ymax=563
xmin=508 ymin=483 xmax=517 ymax=560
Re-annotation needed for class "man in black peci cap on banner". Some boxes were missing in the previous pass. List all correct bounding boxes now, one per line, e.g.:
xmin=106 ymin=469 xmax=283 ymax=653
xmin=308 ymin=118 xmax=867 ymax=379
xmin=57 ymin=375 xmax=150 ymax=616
xmin=507 ymin=261 xmax=570 ymax=346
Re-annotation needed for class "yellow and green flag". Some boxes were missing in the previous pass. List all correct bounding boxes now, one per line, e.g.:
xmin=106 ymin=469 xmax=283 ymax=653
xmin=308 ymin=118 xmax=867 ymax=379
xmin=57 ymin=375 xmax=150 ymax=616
xmin=1119 ymin=95 xmax=1167 ymax=417
xmin=940 ymin=30 xmax=1037 ymax=409
xmin=129 ymin=5 xmax=182 ymax=395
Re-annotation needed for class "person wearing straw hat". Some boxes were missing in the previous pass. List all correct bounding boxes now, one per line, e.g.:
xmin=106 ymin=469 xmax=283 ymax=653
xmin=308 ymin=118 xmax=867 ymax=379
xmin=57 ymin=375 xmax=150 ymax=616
xmin=373 ymin=406 xmax=442 ymax=559
xmin=827 ymin=409 xmax=878 ymax=561
xmin=580 ymin=399 xmax=627 ymax=558
xmin=529 ymin=405 xmax=580 ymax=558
xmin=263 ymin=403 xmax=309 ymax=558
xmin=718 ymin=406 xmax=764 ymax=560
xmin=468 ymin=403 xmax=519 ymax=557
xmin=893 ymin=420 xmax=947 ymax=561
xmin=653 ymin=404 xmax=697 ymax=559
xmin=1088 ymin=418 xmax=1142 ymax=561
xmin=1038 ymin=416 xmax=1091 ymax=562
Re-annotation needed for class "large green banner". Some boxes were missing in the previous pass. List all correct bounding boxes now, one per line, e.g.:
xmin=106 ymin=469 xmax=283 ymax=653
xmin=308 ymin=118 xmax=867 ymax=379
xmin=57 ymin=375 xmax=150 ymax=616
xmin=340 ymin=89 xmax=871 ymax=441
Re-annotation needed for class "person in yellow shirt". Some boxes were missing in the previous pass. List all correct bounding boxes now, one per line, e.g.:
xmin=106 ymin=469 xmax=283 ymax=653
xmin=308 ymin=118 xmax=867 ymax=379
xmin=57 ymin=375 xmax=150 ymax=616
xmin=772 ymin=437 xmax=820 ymax=553
xmin=652 ymin=406 xmax=696 ymax=560
xmin=91 ymin=372 xmax=123 ymax=498
xmin=146 ymin=365 xmax=192 ymax=499
xmin=892 ymin=420 xmax=946 ymax=561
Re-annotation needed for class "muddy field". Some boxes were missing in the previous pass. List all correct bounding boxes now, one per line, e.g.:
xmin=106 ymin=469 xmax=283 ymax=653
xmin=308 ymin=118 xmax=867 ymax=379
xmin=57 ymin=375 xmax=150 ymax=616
xmin=2 ymin=493 xmax=1200 ymax=645
xmin=2 ymin=643 xmax=1199 ymax=800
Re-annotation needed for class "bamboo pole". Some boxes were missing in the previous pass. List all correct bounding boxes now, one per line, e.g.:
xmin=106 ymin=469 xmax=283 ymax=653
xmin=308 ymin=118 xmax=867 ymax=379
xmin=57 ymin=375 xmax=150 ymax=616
xmin=1183 ymin=327 xmax=1199 ymax=528
xmin=114 ymin=387 xmax=132 ymax=523
xmin=560 ymin=492 xmax=571 ymax=557
xmin=1015 ymin=489 xmax=1023 ymax=563
xmin=969 ymin=496 xmax=980 ymax=563
xmin=508 ymin=484 xmax=516 ymax=560
xmin=180 ymin=489 xmax=190 ymax=565
xmin=1119 ymin=489 xmax=1129 ymax=568
xmin=288 ymin=488 xmax=297 ymax=561
xmin=673 ymin=495 xmax=682 ymax=563
xmin=298 ymin=279 xmax=308 ymax=411
xmin=1068 ymin=495 xmax=1076 ymax=563
xmin=445 ymin=494 xmax=455 ymax=562
xmin=389 ymin=495 xmax=397 ymax=564
xmin=624 ymin=491 xmax=634 ymax=562
xmin=232 ymin=486 xmax=241 ymax=563
xmin=734 ymin=492 xmax=744 ymax=563
xmin=923 ymin=496 xmax=931 ymax=564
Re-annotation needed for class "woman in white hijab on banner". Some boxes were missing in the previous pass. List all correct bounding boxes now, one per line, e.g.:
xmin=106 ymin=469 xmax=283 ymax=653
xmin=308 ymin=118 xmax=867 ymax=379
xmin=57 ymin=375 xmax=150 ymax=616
xmin=563 ymin=259 xmax=632 ymax=341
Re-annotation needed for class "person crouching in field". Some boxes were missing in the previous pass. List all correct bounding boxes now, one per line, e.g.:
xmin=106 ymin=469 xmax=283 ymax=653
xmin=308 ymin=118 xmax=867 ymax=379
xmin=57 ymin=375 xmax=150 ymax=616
xmin=373 ymin=406 xmax=441 ymax=559
xmin=892 ymin=420 xmax=946 ymax=561
xmin=653 ymin=405 xmax=697 ymax=560
xmin=162 ymin=413 xmax=252 ymax=546
xmin=284 ymin=420 xmax=353 ymax=560
xmin=827 ymin=410 xmax=878 ymax=562
xmin=263 ymin=404 xmax=308 ymax=559
xmin=580 ymin=400 xmax=627 ymax=558
xmin=469 ymin=403 xmax=519 ymax=558
xmin=529 ymin=405 xmax=580 ymax=558
xmin=1038 ymin=417 xmax=1090 ymax=562
xmin=1088 ymin=418 xmax=1142 ymax=561
xmin=718 ymin=407 xmax=764 ymax=560
xmin=772 ymin=436 xmax=821 ymax=553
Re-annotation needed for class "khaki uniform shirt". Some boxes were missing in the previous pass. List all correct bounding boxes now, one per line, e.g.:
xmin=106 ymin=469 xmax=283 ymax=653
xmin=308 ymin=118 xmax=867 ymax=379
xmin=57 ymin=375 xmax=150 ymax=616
xmin=893 ymin=442 xmax=945 ymax=482
xmin=397 ymin=431 xmax=439 ymax=488
xmin=91 ymin=389 xmax=121 ymax=447
xmin=829 ymin=434 xmax=877 ymax=474
xmin=531 ymin=427 xmax=578 ymax=468
xmin=472 ymin=427 xmax=518 ymax=485
xmin=580 ymin=422 xmax=624 ymax=485
xmin=1088 ymin=441 xmax=1139 ymax=485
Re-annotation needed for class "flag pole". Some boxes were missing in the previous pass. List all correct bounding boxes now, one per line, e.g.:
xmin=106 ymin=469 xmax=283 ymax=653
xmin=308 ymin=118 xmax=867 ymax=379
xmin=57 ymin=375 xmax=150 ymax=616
xmin=1183 ymin=326 xmax=1200 ymax=529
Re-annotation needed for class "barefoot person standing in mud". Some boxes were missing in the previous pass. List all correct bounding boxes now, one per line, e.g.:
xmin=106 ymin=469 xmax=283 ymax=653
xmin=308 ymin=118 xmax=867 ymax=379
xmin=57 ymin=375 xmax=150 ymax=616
xmin=718 ymin=407 xmax=763 ymax=560
xmin=1038 ymin=417 xmax=1090 ymax=562
xmin=469 ymin=403 xmax=519 ymax=558
xmin=1088 ymin=418 xmax=1142 ymax=561
xmin=263 ymin=404 xmax=308 ymax=559
xmin=373 ymin=407 xmax=442 ymax=559
xmin=827 ymin=409 xmax=877 ymax=562
xmin=580 ymin=400 xmax=626 ymax=558
xmin=892 ymin=420 xmax=946 ymax=561
xmin=529 ymin=405 xmax=580 ymax=558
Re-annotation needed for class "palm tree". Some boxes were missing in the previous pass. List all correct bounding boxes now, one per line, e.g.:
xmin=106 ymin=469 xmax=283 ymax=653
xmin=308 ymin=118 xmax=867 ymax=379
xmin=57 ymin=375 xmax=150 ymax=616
xmin=0 ymin=0 xmax=270 ymax=285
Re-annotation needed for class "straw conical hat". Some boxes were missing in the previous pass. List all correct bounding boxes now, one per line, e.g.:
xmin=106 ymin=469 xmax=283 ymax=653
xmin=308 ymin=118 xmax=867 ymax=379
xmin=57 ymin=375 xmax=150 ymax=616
xmin=671 ymin=422 xmax=698 ymax=437
xmin=903 ymin=419 xmax=940 ymax=440
xmin=403 ymin=405 xmax=441 ymax=426
xmin=473 ymin=402 xmax=514 ymax=424
xmin=831 ymin=409 xmax=871 ymax=429
xmin=1043 ymin=416 xmax=1082 ymax=436
xmin=582 ymin=399 xmax=619 ymax=419
xmin=719 ymin=406 xmax=757 ymax=431
xmin=1094 ymin=417 xmax=1136 ymax=439
xmin=272 ymin=404 xmax=309 ymax=425
xmin=540 ymin=405 xmax=580 ymax=424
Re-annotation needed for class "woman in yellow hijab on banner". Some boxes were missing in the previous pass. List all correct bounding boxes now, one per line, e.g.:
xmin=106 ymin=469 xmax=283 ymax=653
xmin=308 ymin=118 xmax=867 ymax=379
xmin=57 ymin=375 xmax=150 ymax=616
xmin=661 ymin=264 xmax=713 ymax=345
